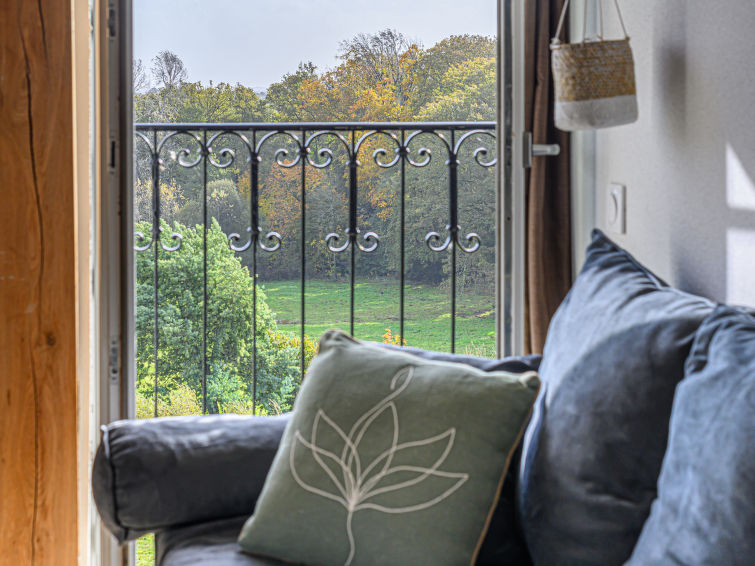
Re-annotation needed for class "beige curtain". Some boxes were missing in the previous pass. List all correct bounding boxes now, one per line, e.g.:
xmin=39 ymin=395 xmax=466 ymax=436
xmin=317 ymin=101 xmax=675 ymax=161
xmin=523 ymin=0 xmax=572 ymax=354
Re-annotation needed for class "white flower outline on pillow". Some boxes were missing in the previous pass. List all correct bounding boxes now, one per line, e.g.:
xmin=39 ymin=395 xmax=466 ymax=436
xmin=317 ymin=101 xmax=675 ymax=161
xmin=290 ymin=366 xmax=469 ymax=566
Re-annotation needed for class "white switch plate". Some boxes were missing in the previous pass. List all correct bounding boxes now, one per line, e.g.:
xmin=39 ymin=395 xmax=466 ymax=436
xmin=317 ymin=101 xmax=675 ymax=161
xmin=606 ymin=183 xmax=626 ymax=234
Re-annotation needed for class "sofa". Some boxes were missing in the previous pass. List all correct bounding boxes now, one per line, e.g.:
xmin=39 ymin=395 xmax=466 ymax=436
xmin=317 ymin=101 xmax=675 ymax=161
xmin=92 ymin=230 xmax=755 ymax=565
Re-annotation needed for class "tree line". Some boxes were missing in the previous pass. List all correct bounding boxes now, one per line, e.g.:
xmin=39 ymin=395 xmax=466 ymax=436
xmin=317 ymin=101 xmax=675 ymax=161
xmin=135 ymin=30 xmax=495 ymax=122
xmin=133 ymin=30 xmax=496 ymax=289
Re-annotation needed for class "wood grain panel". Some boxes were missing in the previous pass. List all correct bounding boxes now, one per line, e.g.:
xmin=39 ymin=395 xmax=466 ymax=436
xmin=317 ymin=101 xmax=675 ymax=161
xmin=0 ymin=1 xmax=79 ymax=565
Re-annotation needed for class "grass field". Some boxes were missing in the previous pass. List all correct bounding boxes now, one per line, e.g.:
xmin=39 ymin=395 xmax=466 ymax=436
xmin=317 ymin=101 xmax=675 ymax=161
xmin=137 ymin=535 xmax=154 ymax=566
xmin=263 ymin=278 xmax=497 ymax=357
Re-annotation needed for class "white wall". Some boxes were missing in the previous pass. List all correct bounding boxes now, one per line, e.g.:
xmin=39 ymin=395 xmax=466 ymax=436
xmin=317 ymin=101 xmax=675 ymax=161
xmin=590 ymin=0 xmax=755 ymax=307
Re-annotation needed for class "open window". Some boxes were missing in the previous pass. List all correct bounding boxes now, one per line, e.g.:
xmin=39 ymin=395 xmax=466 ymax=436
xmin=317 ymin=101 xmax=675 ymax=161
xmin=98 ymin=1 xmax=530 ymax=563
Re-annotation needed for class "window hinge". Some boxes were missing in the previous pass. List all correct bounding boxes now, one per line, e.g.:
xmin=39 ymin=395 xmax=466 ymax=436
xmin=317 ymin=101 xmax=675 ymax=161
xmin=109 ymin=139 xmax=117 ymax=171
xmin=107 ymin=5 xmax=117 ymax=38
xmin=108 ymin=338 xmax=120 ymax=385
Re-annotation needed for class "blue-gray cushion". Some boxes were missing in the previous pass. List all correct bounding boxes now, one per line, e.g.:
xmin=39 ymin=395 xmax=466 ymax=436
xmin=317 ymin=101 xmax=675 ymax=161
xmin=626 ymin=305 xmax=755 ymax=565
xmin=156 ymin=516 xmax=285 ymax=566
xmin=517 ymin=229 xmax=715 ymax=566
xmin=92 ymin=414 xmax=290 ymax=543
xmin=239 ymin=330 xmax=541 ymax=566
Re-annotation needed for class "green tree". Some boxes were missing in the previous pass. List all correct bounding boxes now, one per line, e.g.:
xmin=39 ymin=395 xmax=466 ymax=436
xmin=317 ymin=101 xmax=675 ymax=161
xmin=410 ymin=34 xmax=496 ymax=115
xmin=174 ymin=178 xmax=249 ymax=237
xmin=264 ymin=62 xmax=318 ymax=121
xmin=135 ymin=219 xmax=304 ymax=415
xmin=416 ymin=57 xmax=496 ymax=121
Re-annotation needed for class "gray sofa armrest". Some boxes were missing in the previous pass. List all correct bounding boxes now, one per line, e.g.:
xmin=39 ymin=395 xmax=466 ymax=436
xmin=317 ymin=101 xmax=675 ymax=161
xmin=93 ymin=413 xmax=290 ymax=544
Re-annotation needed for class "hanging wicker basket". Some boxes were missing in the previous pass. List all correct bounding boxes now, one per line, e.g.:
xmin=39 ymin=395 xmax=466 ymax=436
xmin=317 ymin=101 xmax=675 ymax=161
xmin=551 ymin=0 xmax=638 ymax=131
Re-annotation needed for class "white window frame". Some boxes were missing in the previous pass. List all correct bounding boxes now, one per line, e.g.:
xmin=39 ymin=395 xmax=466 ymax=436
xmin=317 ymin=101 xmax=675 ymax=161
xmin=97 ymin=0 xmax=135 ymax=564
xmin=94 ymin=1 xmax=527 ymax=563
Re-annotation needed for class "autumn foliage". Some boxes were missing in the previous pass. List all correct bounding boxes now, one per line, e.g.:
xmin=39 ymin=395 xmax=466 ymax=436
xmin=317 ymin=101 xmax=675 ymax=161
xmin=134 ymin=30 xmax=497 ymax=290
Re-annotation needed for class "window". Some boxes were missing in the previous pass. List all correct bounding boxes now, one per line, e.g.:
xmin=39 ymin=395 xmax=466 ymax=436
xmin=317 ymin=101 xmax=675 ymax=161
xmin=131 ymin=1 xmax=500 ymax=422
xmin=100 ymin=2 xmax=528 ymax=564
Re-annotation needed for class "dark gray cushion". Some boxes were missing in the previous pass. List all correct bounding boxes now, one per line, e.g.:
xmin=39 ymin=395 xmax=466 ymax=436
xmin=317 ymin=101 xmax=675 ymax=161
xmin=157 ymin=516 xmax=285 ymax=566
xmin=161 ymin=542 xmax=283 ymax=566
xmin=380 ymin=343 xmax=542 ymax=374
xmin=626 ymin=305 xmax=755 ymax=565
xmin=92 ymin=414 xmax=290 ymax=543
xmin=517 ymin=229 xmax=714 ymax=566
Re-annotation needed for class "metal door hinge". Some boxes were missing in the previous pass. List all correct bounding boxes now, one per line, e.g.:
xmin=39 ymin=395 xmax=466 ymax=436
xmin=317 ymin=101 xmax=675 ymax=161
xmin=109 ymin=139 xmax=117 ymax=171
xmin=107 ymin=5 xmax=117 ymax=37
xmin=109 ymin=337 xmax=120 ymax=384
xmin=523 ymin=131 xmax=561 ymax=168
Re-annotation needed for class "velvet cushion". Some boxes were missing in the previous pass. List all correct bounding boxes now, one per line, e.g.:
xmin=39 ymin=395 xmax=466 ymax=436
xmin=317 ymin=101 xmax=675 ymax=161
xmin=383 ymin=344 xmax=539 ymax=565
xmin=517 ymin=229 xmax=714 ymax=566
xmin=239 ymin=330 xmax=540 ymax=566
xmin=92 ymin=414 xmax=290 ymax=543
xmin=156 ymin=516 xmax=284 ymax=566
xmin=626 ymin=305 xmax=755 ymax=565
xmin=380 ymin=343 xmax=542 ymax=375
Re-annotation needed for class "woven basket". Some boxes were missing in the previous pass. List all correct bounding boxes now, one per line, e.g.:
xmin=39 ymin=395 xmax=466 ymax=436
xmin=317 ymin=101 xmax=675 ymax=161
xmin=551 ymin=1 xmax=638 ymax=131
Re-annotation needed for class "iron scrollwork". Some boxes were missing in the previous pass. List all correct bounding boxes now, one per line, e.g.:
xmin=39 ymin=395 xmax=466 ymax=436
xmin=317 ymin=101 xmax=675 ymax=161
xmin=205 ymin=130 xmax=287 ymax=254
xmin=305 ymin=130 xmax=386 ymax=254
xmin=410 ymin=128 xmax=496 ymax=254
xmin=133 ymin=130 xmax=185 ymax=252
xmin=134 ymin=123 xmax=495 ymax=256
xmin=133 ymin=121 xmax=496 ymax=404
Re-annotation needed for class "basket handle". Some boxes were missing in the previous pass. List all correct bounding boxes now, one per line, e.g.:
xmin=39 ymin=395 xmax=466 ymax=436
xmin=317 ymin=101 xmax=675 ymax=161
xmin=553 ymin=0 xmax=629 ymax=45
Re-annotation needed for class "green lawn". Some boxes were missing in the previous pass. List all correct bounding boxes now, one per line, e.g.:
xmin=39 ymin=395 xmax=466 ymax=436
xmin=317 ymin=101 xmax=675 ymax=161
xmin=263 ymin=279 xmax=496 ymax=357
xmin=136 ymin=535 xmax=154 ymax=566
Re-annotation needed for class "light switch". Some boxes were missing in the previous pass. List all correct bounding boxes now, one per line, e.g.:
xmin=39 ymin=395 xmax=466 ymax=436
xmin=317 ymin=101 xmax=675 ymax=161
xmin=606 ymin=183 xmax=626 ymax=234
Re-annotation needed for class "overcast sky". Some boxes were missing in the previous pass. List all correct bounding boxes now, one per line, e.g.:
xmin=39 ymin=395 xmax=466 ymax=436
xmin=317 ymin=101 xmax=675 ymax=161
xmin=133 ymin=0 xmax=496 ymax=90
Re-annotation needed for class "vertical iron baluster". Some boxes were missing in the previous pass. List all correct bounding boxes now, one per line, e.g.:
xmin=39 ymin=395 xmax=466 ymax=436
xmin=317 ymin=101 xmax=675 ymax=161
xmin=251 ymin=130 xmax=258 ymax=415
xmin=202 ymin=130 xmax=208 ymax=414
xmin=399 ymin=129 xmax=406 ymax=346
xmin=449 ymin=129 xmax=458 ymax=354
xmin=349 ymin=130 xmax=357 ymax=337
xmin=152 ymin=131 xmax=160 ymax=566
xmin=152 ymin=129 xmax=160 ymax=418
xmin=300 ymin=129 xmax=307 ymax=380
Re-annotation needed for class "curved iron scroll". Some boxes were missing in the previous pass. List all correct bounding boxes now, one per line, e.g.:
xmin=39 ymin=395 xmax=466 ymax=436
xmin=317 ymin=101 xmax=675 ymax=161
xmin=133 ymin=130 xmax=185 ymax=252
xmin=421 ymin=129 xmax=496 ymax=254
xmin=134 ymin=124 xmax=496 ymax=255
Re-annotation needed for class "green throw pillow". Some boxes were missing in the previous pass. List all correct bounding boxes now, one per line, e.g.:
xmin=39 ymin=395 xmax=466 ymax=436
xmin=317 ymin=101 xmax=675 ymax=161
xmin=238 ymin=330 xmax=540 ymax=566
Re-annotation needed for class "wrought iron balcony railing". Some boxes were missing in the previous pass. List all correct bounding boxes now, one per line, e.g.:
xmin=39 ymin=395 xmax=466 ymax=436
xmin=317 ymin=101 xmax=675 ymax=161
xmin=133 ymin=121 xmax=496 ymax=417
